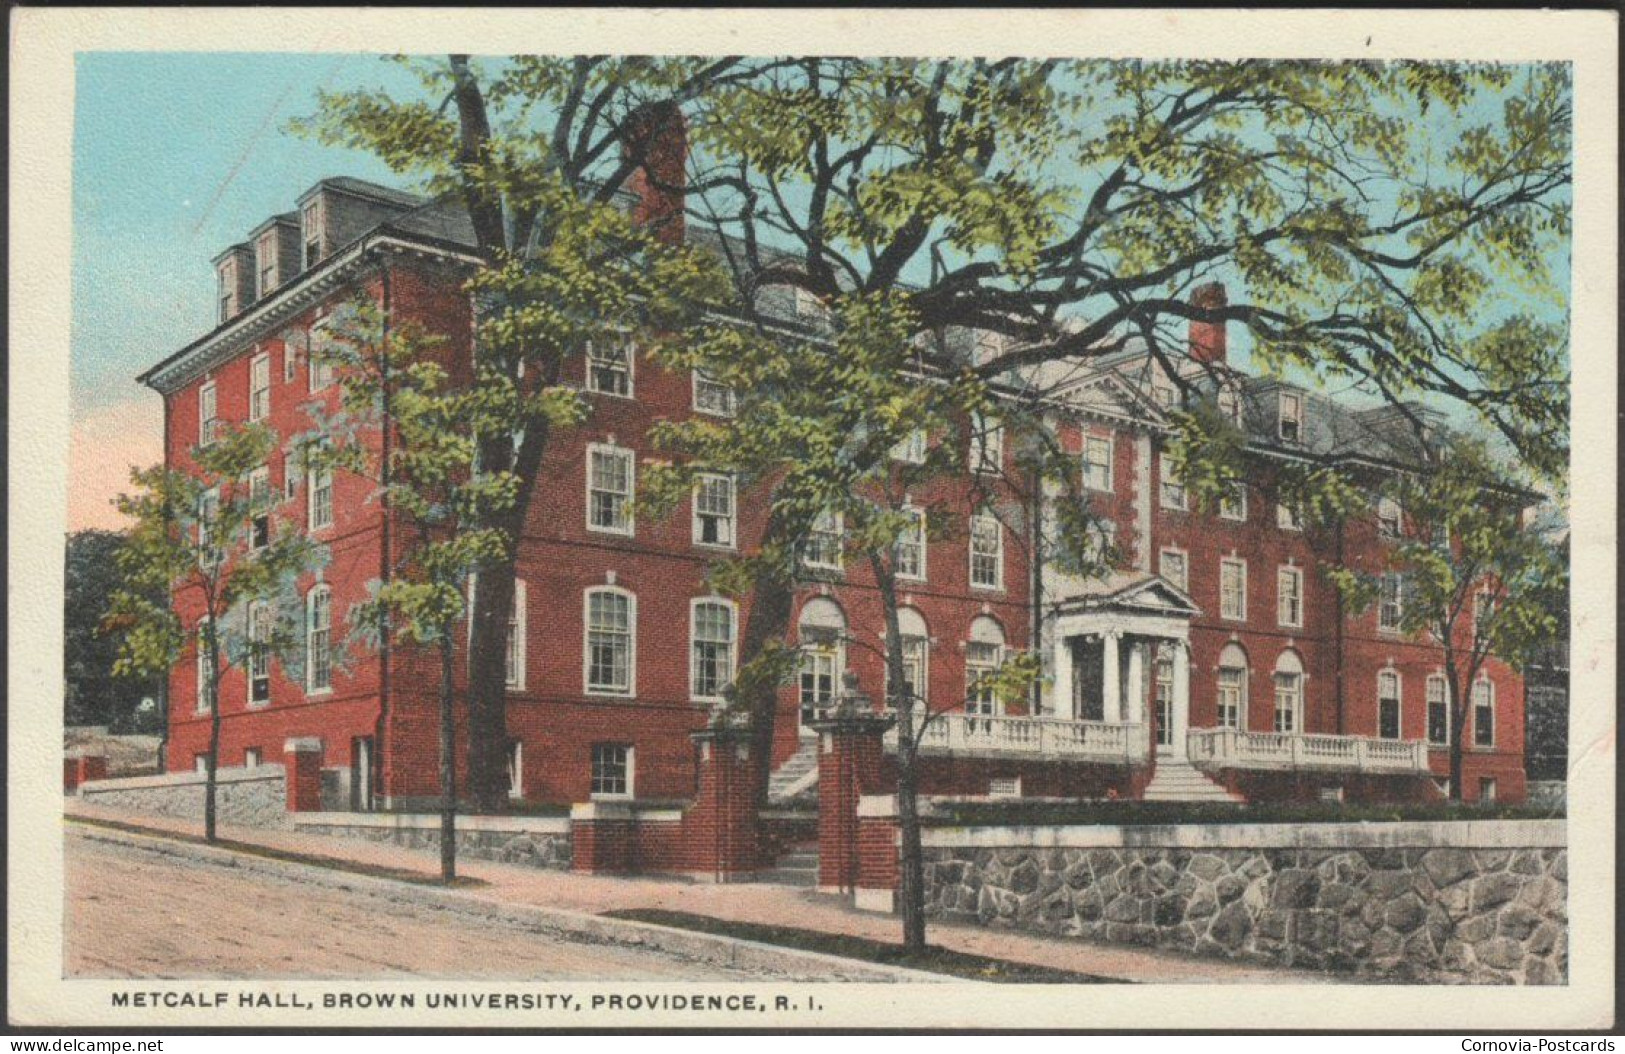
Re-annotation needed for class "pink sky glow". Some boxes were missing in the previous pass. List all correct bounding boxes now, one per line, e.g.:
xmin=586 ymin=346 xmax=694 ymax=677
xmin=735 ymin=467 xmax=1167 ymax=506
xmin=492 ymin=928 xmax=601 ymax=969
xmin=69 ymin=398 xmax=162 ymax=532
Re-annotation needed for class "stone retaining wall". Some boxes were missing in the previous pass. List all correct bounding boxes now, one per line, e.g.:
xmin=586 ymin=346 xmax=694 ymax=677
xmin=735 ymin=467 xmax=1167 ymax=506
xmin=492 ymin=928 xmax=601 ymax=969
xmin=77 ymin=766 xmax=289 ymax=829
xmin=920 ymin=820 xmax=1566 ymax=984
xmin=293 ymin=813 xmax=572 ymax=870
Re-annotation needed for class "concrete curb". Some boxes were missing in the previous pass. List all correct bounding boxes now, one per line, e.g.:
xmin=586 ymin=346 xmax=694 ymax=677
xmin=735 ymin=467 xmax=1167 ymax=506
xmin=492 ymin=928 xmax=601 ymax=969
xmin=68 ymin=821 xmax=952 ymax=984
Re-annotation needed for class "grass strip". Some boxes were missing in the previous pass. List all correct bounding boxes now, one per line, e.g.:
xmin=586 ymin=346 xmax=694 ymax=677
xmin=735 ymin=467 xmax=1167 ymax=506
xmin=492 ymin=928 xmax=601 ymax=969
xmin=602 ymin=907 xmax=1118 ymax=983
xmin=66 ymin=813 xmax=487 ymax=888
xmin=930 ymin=799 xmax=1564 ymax=827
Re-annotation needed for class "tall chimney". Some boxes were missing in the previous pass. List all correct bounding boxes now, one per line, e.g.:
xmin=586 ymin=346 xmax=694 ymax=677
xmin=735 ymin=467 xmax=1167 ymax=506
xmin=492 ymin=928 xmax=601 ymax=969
xmin=1189 ymin=281 xmax=1227 ymax=364
xmin=622 ymin=101 xmax=686 ymax=246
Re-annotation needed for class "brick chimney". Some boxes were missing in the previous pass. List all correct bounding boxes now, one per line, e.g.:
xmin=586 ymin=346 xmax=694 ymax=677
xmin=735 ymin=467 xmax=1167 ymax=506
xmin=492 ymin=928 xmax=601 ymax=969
xmin=622 ymin=101 xmax=686 ymax=246
xmin=1189 ymin=282 xmax=1227 ymax=364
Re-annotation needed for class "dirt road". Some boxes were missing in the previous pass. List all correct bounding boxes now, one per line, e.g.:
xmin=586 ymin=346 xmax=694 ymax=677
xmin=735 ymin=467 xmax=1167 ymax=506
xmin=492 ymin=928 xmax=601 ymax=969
xmin=64 ymin=828 xmax=829 ymax=980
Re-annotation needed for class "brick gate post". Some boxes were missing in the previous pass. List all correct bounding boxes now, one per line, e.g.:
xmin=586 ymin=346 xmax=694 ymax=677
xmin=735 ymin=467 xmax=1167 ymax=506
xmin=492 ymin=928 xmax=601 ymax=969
xmin=808 ymin=672 xmax=894 ymax=897
xmin=685 ymin=719 xmax=763 ymax=881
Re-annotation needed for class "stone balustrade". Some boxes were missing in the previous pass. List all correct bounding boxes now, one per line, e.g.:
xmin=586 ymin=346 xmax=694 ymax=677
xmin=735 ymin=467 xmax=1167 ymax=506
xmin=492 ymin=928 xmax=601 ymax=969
xmin=1188 ymin=727 xmax=1431 ymax=775
xmin=883 ymin=711 xmax=1149 ymax=765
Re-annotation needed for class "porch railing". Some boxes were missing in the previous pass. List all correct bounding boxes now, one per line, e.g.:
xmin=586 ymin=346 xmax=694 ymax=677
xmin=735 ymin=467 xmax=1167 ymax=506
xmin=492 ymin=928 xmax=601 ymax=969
xmin=1187 ymin=727 xmax=1430 ymax=775
xmin=883 ymin=711 xmax=1149 ymax=764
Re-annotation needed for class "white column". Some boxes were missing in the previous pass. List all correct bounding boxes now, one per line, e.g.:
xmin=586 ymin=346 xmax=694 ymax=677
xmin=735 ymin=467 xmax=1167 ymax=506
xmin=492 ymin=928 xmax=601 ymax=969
xmin=1172 ymin=639 xmax=1191 ymax=758
xmin=1125 ymin=640 xmax=1145 ymax=727
xmin=1101 ymin=632 xmax=1121 ymax=723
xmin=1052 ymin=635 xmax=1073 ymax=721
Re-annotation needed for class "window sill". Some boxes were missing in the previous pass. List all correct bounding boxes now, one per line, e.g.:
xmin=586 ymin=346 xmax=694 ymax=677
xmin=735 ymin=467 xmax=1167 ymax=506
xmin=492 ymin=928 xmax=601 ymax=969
xmin=587 ymin=525 xmax=636 ymax=539
xmin=306 ymin=688 xmax=333 ymax=699
xmin=692 ymin=541 xmax=738 ymax=553
xmin=693 ymin=406 xmax=736 ymax=419
xmin=896 ymin=573 xmax=928 ymax=584
xmin=589 ymin=793 xmax=632 ymax=802
xmin=970 ymin=583 xmax=1005 ymax=594
xmin=584 ymin=388 xmax=636 ymax=402
xmin=585 ymin=688 xmax=635 ymax=700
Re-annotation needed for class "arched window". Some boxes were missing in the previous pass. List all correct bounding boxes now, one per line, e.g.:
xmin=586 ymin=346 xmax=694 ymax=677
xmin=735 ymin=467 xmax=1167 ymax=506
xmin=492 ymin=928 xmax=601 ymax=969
xmin=1272 ymin=650 xmax=1304 ymax=733
xmin=1378 ymin=668 xmax=1402 ymax=740
xmin=797 ymin=598 xmax=847 ymax=728
xmin=690 ymin=598 xmax=737 ymax=702
xmin=890 ymin=607 xmax=930 ymax=705
xmin=965 ymin=616 xmax=1006 ymax=717
xmin=306 ymin=585 xmax=332 ymax=694
xmin=584 ymin=587 xmax=636 ymax=696
xmin=1472 ymin=677 xmax=1496 ymax=747
xmin=1216 ymin=643 xmax=1248 ymax=730
xmin=1426 ymin=674 xmax=1450 ymax=745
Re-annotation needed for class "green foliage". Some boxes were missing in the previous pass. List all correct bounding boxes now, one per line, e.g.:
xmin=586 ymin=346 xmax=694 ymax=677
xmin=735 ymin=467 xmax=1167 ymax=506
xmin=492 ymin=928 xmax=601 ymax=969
xmin=66 ymin=530 xmax=164 ymax=729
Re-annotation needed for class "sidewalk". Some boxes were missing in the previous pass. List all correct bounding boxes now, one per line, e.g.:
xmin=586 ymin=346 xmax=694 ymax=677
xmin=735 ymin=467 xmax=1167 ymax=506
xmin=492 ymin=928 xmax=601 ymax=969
xmin=65 ymin=800 xmax=1332 ymax=984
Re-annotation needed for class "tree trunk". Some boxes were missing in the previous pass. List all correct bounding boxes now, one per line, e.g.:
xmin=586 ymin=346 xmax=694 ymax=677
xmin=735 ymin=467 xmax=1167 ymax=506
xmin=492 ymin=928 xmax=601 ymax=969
xmin=439 ymin=629 xmax=458 ymax=884
xmin=204 ymin=621 xmax=221 ymax=844
xmin=738 ymin=507 xmax=798 ymax=805
xmin=467 ymin=559 xmax=517 ymax=812
xmin=872 ymin=556 xmax=927 ymax=952
xmin=1446 ymin=666 xmax=1465 ymax=801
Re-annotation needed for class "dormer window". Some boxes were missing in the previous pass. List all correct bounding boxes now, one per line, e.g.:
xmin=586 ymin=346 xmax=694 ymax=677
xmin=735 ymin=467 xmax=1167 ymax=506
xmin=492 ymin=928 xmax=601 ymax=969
xmin=256 ymin=231 xmax=279 ymax=299
xmin=301 ymin=199 xmax=325 ymax=270
xmin=1377 ymin=496 xmax=1403 ymax=539
xmin=1277 ymin=391 xmax=1303 ymax=444
xmin=217 ymin=260 xmax=237 ymax=323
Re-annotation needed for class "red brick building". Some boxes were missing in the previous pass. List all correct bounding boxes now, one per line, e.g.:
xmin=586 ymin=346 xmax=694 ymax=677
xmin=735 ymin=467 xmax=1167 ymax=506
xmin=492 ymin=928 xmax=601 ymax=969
xmin=138 ymin=175 xmax=1527 ymax=811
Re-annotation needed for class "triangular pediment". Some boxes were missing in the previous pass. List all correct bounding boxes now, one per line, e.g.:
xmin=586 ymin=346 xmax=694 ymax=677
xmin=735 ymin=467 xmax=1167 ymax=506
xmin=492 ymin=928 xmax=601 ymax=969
xmin=1057 ymin=371 xmax=1167 ymax=426
xmin=1100 ymin=574 xmax=1201 ymax=617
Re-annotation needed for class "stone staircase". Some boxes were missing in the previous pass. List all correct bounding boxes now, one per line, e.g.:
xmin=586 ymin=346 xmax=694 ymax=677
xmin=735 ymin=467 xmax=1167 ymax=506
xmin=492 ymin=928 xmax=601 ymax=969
xmin=766 ymin=737 xmax=821 ymax=804
xmin=758 ymin=843 xmax=819 ymax=887
xmin=1141 ymin=756 xmax=1246 ymax=803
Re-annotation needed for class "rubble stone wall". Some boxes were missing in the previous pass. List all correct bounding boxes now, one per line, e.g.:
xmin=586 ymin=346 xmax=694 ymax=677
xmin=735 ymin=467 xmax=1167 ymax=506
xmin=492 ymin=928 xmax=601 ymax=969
xmin=294 ymin=814 xmax=572 ymax=870
xmin=77 ymin=767 xmax=289 ymax=829
xmin=921 ymin=821 xmax=1566 ymax=984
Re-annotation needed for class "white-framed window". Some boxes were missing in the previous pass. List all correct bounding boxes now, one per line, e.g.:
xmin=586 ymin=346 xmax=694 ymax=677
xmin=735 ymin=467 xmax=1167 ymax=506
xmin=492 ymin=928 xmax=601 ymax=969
xmin=195 ymin=753 xmax=209 ymax=774
xmin=301 ymin=198 xmax=325 ymax=270
xmin=1278 ymin=391 xmax=1304 ymax=443
xmin=803 ymin=509 xmax=844 ymax=571
xmin=1426 ymin=674 xmax=1450 ymax=745
xmin=506 ymin=741 xmax=524 ymax=799
xmin=283 ymin=449 xmax=299 ymax=502
xmin=1220 ymin=482 xmax=1247 ymax=521
xmin=256 ymin=230 xmax=279 ymax=298
xmin=1159 ymin=549 xmax=1188 ymax=592
xmin=584 ymin=587 xmax=635 ymax=696
xmin=1472 ymin=678 xmax=1495 ymax=747
xmin=306 ymin=584 xmax=332 ymax=694
xmin=1276 ymin=565 xmax=1303 ymax=628
xmin=586 ymin=444 xmax=634 ymax=535
xmin=965 ymin=639 xmax=1003 ymax=718
xmin=249 ymin=352 xmax=271 ymax=422
xmin=1377 ymin=496 xmax=1403 ymax=539
xmin=1217 ymin=643 xmax=1248 ymax=730
xmin=969 ymin=509 xmax=1003 ymax=590
xmin=1479 ymin=777 xmax=1498 ymax=803
xmin=887 ymin=608 xmax=930 ymax=706
xmin=1160 ymin=457 xmax=1186 ymax=509
xmin=247 ymin=600 xmax=270 ymax=706
xmin=196 ymin=486 xmax=222 ymax=566
xmin=1082 ymin=435 xmax=1113 ymax=492
xmin=308 ymin=320 xmax=335 ymax=392
xmin=1378 ymin=669 xmax=1402 ymax=740
xmin=585 ymin=337 xmax=633 ymax=397
xmin=693 ymin=370 xmax=735 ymax=417
xmin=1219 ymin=558 xmax=1247 ymax=621
xmin=797 ymin=598 xmax=846 ymax=729
xmin=690 ymin=598 xmax=737 ymax=702
xmin=217 ymin=260 xmax=237 ymax=323
xmin=506 ymin=579 xmax=527 ymax=691
xmin=199 ymin=381 xmax=220 ymax=446
xmin=1277 ymin=500 xmax=1303 ymax=531
xmin=891 ymin=428 xmax=927 ymax=465
xmin=1154 ymin=650 xmax=1175 ymax=746
xmin=692 ymin=473 xmax=736 ymax=549
xmin=307 ymin=443 xmax=334 ymax=531
xmin=1378 ymin=572 xmax=1404 ymax=632
xmin=248 ymin=466 xmax=272 ymax=551
xmin=283 ymin=345 xmax=296 ymax=384
xmin=971 ymin=412 xmax=1003 ymax=474
xmin=1272 ymin=652 xmax=1304 ymax=733
xmin=894 ymin=505 xmax=927 ymax=581
xmin=244 ymin=747 xmax=262 ymax=769
xmin=195 ymin=628 xmax=215 ymax=715
xmin=590 ymin=743 xmax=632 ymax=798
xmin=1473 ymin=590 xmax=1497 ymax=644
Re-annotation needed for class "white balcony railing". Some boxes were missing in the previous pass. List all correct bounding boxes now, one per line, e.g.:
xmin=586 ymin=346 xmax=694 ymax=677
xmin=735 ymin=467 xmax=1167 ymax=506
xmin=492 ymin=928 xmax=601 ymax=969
xmin=1187 ymin=728 xmax=1430 ymax=775
xmin=883 ymin=711 xmax=1149 ymax=765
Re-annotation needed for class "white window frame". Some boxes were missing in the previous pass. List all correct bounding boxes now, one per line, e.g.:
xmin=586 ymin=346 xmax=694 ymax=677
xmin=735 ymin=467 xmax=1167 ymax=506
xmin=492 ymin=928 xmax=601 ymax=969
xmin=197 ymin=486 xmax=222 ymax=567
xmin=248 ymin=465 xmax=272 ymax=551
xmin=244 ymin=747 xmax=262 ymax=769
xmin=1378 ymin=572 xmax=1405 ymax=633
xmin=1472 ymin=677 xmax=1496 ymax=748
xmin=894 ymin=505 xmax=927 ymax=581
xmin=971 ymin=412 xmax=1003 ymax=474
xmin=1216 ymin=661 xmax=1247 ymax=731
xmin=1276 ymin=565 xmax=1303 ymax=629
xmin=891 ymin=635 xmax=930 ymax=707
xmin=199 ymin=381 xmax=219 ymax=446
xmin=1272 ymin=671 xmax=1302 ymax=733
xmin=585 ymin=337 xmax=634 ymax=398
xmin=256 ymin=230 xmax=279 ymax=298
xmin=308 ymin=319 xmax=335 ymax=393
xmin=1220 ymin=482 xmax=1247 ymax=522
xmin=246 ymin=600 xmax=270 ymax=707
xmin=506 ymin=579 xmax=527 ymax=691
xmin=1278 ymin=391 xmax=1304 ymax=443
xmin=891 ymin=429 xmax=928 ymax=465
xmin=590 ymin=743 xmax=634 ymax=799
xmin=307 ymin=443 xmax=334 ymax=532
xmin=1426 ymin=674 xmax=1450 ymax=746
xmin=692 ymin=473 xmax=737 ymax=550
xmin=1082 ymin=435 xmax=1113 ymax=492
xmin=1277 ymin=501 xmax=1303 ymax=532
xmin=1377 ymin=497 xmax=1403 ymax=539
xmin=217 ymin=260 xmax=237 ymax=323
xmin=283 ymin=345 xmax=296 ymax=384
xmin=249 ymin=352 xmax=271 ymax=422
xmin=965 ymin=640 xmax=1003 ymax=717
xmin=583 ymin=586 xmax=636 ymax=698
xmin=692 ymin=370 xmax=736 ymax=417
xmin=799 ymin=638 xmax=842 ymax=727
xmin=507 ymin=740 xmax=524 ymax=799
xmin=301 ymin=198 xmax=325 ymax=270
xmin=1159 ymin=548 xmax=1188 ymax=592
xmin=803 ymin=509 xmax=844 ymax=572
xmin=689 ymin=597 xmax=738 ymax=703
xmin=1473 ymin=590 xmax=1497 ymax=644
xmin=1219 ymin=558 xmax=1247 ymax=621
xmin=1160 ymin=456 xmax=1186 ymax=510
xmin=1377 ymin=669 xmax=1402 ymax=741
xmin=195 ymin=628 xmax=215 ymax=715
xmin=1479 ymin=776 xmax=1498 ymax=803
xmin=283 ymin=449 xmax=299 ymax=502
xmin=586 ymin=443 xmax=635 ymax=536
xmin=969 ymin=509 xmax=1004 ymax=591
xmin=306 ymin=584 xmax=332 ymax=695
